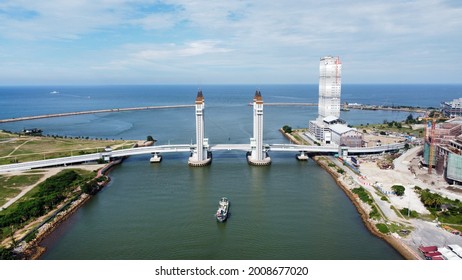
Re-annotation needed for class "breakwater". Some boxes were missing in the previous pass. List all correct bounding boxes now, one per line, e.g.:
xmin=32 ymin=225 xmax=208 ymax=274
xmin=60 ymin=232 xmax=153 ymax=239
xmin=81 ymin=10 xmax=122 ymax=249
xmin=0 ymin=105 xmax=194 ymax=123
xmin=265 ymin=102 xmax=317 ymax=106
xmin=347 ymin=104 xmax=428 ymax=113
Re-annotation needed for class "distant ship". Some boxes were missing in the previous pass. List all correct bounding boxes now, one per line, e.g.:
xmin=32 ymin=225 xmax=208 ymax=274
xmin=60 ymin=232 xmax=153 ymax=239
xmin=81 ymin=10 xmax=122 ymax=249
xmin=215 ymin=197 xmax=230 ymax=222
xmin=50 ymin=90 xmax=59 ymax=94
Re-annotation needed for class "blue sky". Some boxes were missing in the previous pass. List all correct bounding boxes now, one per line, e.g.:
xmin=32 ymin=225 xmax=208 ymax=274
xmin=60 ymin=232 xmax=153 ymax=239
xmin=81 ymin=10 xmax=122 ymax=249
xmin=0 ymin=0 xmax=461 ymax=85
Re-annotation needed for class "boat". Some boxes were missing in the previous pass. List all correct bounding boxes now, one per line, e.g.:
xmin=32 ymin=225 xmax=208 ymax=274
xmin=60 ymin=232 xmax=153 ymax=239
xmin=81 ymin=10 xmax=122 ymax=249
xmin=50 ymin=90 xmax=59 ymax=94
xmin=215 ymin=197 xmax=230 ymax=222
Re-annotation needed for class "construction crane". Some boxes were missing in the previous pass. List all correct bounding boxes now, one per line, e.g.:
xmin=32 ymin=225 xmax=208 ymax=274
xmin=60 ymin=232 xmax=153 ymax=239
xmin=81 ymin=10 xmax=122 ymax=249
xmin=422 ymin=111 xmax=449 ymax=174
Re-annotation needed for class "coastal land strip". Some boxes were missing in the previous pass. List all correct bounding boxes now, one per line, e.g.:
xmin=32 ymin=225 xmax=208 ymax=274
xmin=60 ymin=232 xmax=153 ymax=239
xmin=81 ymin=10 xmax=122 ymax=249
xmin=0 ymin=105 xmax=194 ymax=123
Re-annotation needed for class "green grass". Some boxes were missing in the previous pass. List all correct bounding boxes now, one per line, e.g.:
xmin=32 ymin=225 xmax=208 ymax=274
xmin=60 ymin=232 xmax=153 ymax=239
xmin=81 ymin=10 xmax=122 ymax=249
xmin=0 ymin=174 xmax=43 ymax=206
xmin=399 ymin=208 xmax=419 ymax=218
xmin=450 ymin=225 xmax=462 ymax=232
xmin=355 ymin=123 xmax=424 ymax=136
xmin=0 ymin=131 xmax=137 ymax=165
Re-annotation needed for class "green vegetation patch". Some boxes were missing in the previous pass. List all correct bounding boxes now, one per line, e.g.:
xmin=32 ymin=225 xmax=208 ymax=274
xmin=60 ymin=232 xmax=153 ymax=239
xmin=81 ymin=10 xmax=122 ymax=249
xmin=376 ymin=223 xmax=390 ymax=234
xmin=0 ymin=174 xmax=43 ymax=206
xmin=282 ymin=125 xmax=292 ymax=134
xmin=0 ymin=169 xmax=91 ymax=240
xmin=0 ymin=247 xmax=15 ymax=260
xmin=399 ymin=208 xmax=419 ymax=218
xmin=416 ymin=188 xmax=462 ymax=224
xmin=0 ymin=131 xmax=136 ymax=165
xmin=352 ymin=187 xmax=373 ymax=205
xmin=369 ymin=205 xmax=381 ymax=220
xmin=450 ymin=225 xmax=462 ymax=232
xmin=391 ymin=185 xmax=405 ymax=196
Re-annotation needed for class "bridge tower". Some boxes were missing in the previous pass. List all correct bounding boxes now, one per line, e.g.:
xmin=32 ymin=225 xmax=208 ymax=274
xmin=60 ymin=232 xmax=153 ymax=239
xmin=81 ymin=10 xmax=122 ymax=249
xmin=188 ymin=90 xmax=212 ymax=166
xmin=248 ymin=90 xmax=271 ymax=166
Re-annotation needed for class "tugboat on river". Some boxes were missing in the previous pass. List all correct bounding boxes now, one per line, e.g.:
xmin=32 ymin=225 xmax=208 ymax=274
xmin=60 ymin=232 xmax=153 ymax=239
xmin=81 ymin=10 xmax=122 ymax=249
xmin=216 ymin=197 xmax=230 ymax=222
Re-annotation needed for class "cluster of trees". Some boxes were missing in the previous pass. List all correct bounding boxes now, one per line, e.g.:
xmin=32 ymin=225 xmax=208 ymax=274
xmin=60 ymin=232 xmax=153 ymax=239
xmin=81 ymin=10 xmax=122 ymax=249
xmin=45 ymin=135 xmax=112 ymax=141
xmin=417 ymin=188 xmax=462 ymax=223
xmin=0 ymin=247 xmax=15 ymax=260
xmin=0 ymin=170 xmax=83 ymax=232
xmin=418 ymin=188 xmax=446 ymax=209
xmin=392 ymin=185 xmax=405 ymax=196
xmin=81 ymin=176 xmax=108 ymax=195
xmin=282 ymin=125 xmax=292 ymax=134
xmin=383 ymin=120 xmax=402 ymax=129
xmin=352 ymin=187 xmax=373 ymax=205
xmin=405 ymin=113 xmax=418 ymax=124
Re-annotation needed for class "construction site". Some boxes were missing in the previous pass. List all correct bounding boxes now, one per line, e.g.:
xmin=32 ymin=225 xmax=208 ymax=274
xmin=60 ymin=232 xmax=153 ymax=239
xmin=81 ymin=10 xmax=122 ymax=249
xmin=422 ymin=113 xmax=462 ymax=186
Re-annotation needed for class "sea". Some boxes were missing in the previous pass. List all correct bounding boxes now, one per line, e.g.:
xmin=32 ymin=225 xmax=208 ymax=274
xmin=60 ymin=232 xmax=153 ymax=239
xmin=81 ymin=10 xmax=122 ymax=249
xmin=0 ymin=84 xmax=461 ymax=260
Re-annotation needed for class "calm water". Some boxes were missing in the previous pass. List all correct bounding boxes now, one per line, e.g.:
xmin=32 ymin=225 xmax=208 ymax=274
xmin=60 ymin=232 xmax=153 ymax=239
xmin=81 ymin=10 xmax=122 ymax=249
xmin=1 ymin=84 xmax=460 ymax=259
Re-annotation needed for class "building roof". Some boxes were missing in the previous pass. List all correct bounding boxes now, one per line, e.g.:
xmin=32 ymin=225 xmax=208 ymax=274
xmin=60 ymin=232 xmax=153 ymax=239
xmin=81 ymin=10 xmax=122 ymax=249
xmin=323 ymin=115 xmax=339 ymax=124
xmin=329 ymin=123 xmax=356 ymax=135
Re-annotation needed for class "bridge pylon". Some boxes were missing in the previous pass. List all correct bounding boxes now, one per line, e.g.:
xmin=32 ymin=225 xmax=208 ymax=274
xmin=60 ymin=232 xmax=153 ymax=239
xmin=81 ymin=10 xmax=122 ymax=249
xmin=188 ymin=90 xmax=212 ymax=167
xmin=247 ymin=90 xmax=271 ymax=166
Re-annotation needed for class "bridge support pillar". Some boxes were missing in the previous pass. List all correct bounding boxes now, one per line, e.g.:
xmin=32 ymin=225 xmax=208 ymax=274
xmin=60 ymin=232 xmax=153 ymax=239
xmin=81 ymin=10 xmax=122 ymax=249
xmin=150 ymin=152 xmax=162 ymax=163
xmin=296 ymin=151 xmax=309 ymax=161
xmin=339 ymin=146 xmax=348 ymax=159
xmin=188 ymin=90 xmax=212 ymax=167
xmin=248 ymin=90 xmax=271 ymax=166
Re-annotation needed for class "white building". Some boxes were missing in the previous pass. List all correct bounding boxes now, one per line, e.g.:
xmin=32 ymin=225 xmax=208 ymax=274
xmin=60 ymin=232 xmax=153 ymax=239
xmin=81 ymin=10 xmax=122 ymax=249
xmin=308 ymin=56 xmax=363 ymax=146
xmin=442 ymin=98 xmax=462 ymax=118
xmin=318 ymin=56 xmax=342 ymax=119
xmin=309 ymin=56 xmax=342 ymax=143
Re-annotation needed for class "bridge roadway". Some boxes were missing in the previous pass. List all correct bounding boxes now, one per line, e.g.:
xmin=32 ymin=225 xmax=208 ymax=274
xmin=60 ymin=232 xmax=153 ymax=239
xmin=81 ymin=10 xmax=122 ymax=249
xmin=0 ymin=143 xmax=404 ymax=173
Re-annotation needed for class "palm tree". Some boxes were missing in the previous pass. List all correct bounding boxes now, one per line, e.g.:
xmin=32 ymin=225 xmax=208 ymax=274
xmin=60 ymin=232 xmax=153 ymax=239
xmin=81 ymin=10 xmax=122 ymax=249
xmin=433 ymin=196 xmax=444 ymax=210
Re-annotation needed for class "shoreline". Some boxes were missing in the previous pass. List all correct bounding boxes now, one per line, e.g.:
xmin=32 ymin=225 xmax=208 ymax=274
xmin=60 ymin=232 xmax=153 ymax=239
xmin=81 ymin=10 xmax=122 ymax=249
xmin=20 ymin=159 xmax=123 ymax=260
xmin=280 ymin=128 xmax=419 ymax=260
xmin=313 ymin=156 xmax=418 ymax=260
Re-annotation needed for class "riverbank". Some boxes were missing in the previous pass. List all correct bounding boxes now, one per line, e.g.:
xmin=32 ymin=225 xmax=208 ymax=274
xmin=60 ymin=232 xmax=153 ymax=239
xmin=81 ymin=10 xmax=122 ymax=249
xmin=280 ymin=129 xmax=420 ymax=260
xmin=313 ymin=156 xmax=419 ymax=260
xmin=14 ymin=160 xmax=123 ymax=259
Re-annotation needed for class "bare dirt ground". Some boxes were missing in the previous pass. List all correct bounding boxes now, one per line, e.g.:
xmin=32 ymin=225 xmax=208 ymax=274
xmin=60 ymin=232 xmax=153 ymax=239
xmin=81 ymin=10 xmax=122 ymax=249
xmin=356 ymin=146 xmax=462 ymax=253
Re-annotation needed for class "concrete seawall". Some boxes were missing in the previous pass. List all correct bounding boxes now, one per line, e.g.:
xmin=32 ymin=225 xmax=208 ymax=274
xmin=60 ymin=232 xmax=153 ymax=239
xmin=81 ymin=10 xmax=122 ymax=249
xmin=0 ymin=105 xmax=194 ymax=123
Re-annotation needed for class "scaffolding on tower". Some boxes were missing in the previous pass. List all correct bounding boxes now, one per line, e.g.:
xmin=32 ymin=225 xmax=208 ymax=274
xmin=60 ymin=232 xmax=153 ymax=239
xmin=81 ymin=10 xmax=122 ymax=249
xmin=423 ymin=112 xmax=449 ymax=174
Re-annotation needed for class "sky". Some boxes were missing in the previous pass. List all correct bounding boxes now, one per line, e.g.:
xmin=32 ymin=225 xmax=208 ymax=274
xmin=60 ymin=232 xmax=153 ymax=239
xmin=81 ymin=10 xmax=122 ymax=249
xmin=0 ymin=0 xmax=461 ymax=85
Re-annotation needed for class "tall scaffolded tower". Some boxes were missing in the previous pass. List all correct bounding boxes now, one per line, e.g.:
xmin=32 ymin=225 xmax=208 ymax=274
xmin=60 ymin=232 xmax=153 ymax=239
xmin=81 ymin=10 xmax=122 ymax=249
xmin=318 ymin=56 xmax=342 ymax=120
xmin=248 ymin=90 xmax=271 ymax=166
xmin=188 ymin=90 xmax=212 ymax=166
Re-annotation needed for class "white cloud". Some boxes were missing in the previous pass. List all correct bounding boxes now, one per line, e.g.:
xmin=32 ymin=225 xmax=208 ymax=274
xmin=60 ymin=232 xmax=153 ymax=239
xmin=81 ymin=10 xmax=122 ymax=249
xmin=0 ymin=0 xmax=461 ymax=84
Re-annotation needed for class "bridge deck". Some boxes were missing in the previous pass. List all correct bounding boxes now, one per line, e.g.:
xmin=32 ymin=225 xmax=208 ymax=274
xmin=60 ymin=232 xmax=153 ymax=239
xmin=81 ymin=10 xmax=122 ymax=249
xmin=0 ymin=143 xmax=404 ymax=173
